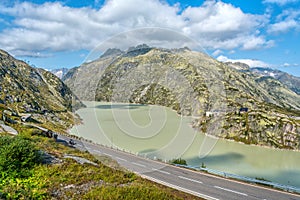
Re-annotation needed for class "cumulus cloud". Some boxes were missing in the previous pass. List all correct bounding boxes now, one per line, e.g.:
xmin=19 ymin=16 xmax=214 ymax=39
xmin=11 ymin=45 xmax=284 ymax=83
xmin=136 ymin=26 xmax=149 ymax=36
xmin=217 ymin=55 xmax=271 ymax=68
xmin=268 ymin=20 xmax=298 ymax=33
xmin=181 ymin=1 xmax=270 ymax=50
xmin=0 ymin=0 xmax=271 ymax=57
xmin=268 ymin=10 xmax=300 ymax=33
xmin=263 ymin=0 xmax=299 ymax=5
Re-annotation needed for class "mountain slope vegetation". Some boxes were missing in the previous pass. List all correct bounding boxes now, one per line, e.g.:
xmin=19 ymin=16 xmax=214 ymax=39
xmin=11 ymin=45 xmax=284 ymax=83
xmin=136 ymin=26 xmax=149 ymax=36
xmin=64 ymin=45 xmax=300 ymax=150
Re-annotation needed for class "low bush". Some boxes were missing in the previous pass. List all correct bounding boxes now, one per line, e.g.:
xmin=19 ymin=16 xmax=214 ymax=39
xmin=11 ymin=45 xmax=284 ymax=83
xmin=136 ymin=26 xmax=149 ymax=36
xmin=0 ymin=136 xmax=42 ymax=177
xmin=170 ymin=158 xmax=187 ymax=165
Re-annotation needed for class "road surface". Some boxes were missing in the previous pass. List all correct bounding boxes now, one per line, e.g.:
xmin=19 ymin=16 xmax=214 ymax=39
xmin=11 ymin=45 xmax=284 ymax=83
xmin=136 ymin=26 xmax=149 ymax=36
xmin=59 ymin=135 xmax=300 ymax=200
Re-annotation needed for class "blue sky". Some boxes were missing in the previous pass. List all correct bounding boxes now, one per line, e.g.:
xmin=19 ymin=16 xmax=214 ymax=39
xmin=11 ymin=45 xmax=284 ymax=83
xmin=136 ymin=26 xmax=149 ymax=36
xmin=0 ymin=0 xmax=299 ymax=76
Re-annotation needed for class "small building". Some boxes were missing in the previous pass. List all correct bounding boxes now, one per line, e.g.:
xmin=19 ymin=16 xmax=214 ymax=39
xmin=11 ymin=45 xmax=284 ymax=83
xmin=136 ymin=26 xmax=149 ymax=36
xmin=206 ymin=111 xmax=214 ymax=117
xmin=239 ymin=107 xmax=249 ymax=113
xmin=205 ymin=110 xmax=226 ymax=117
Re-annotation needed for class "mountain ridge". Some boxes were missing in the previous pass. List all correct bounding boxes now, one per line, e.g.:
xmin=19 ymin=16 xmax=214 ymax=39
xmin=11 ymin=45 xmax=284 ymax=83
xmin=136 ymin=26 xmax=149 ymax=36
xmin=223 ymin=61 xmax=300 ymax=96
xmin=63 ymin=45 xmax=300 ymax=150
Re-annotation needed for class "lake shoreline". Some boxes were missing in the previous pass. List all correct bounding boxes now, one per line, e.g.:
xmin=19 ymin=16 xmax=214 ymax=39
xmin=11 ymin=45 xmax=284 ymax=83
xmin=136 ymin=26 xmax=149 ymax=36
xmin=69 ymin=101 xmax=300 ymax=188
xmin=74 ymin=101 xmax=300 ymax=153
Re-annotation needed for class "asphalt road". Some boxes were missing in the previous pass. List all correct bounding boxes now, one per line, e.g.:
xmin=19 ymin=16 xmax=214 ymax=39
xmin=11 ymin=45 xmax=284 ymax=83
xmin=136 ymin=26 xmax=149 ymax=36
xmin=59 ymin=135 xmax=300 ymax=200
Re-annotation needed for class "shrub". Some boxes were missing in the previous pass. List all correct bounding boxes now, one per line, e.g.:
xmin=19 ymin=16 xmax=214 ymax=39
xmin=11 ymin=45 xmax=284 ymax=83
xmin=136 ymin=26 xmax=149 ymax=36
xmin=170 ymin=158 xmax=187 ymax=165
xmin=0 ymin=136 xmax=42 ymax=177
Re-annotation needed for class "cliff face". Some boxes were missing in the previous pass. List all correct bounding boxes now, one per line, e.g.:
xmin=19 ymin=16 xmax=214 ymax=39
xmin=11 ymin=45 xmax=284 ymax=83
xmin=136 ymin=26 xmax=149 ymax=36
xmin=63 ymin=45 xmax=300 ymax=150
xmin=0 ymin=49 xmax=83 ymax=132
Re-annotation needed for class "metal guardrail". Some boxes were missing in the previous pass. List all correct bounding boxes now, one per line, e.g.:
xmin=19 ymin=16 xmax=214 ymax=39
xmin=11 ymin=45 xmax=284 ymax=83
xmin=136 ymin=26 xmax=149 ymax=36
xmin=174 ymin=164 xmax=300 ymax=194
xmin=59 ymin=133 xmax=300 ymax=195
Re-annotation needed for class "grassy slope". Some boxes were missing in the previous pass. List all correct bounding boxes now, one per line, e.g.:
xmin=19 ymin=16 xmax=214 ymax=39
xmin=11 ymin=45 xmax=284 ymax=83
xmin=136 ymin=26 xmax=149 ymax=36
xmin=0 ymin=129 xmax=202 ymax=200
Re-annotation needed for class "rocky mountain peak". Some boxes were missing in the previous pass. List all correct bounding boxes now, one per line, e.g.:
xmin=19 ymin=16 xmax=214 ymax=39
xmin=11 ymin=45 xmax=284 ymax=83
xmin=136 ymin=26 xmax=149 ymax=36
xmin=226 ymin=62 xmax=250 ymax=71
xmin=125 ymin=44 xmax=153 ymax=57
xmin=100 ymin=48 xmax=124 ymax=59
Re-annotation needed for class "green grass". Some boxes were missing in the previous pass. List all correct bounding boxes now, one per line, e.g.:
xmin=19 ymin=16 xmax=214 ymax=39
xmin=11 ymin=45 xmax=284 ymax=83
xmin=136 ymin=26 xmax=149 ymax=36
xmin=84 ymin=183 xmax=183 ymax=200
xmin=0 ymin=131 xmax=202 ymax=200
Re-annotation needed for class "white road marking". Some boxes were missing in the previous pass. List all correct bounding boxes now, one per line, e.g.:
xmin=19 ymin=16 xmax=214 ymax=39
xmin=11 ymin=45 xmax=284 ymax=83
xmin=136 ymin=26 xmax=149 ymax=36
xmin=86 ymin=147 xmax=92 ymax=150
xmin=132 ymin=162 xmax=146 ymax=167
xmin=152 ymin=168 xmax=170 ymax=175
xmin=214 ymin=186 xmax=248 ymax=196
xmin=141 ymin=175 xmax=219 ymax=200
xmin=102 ymin=153 xmax=112 ymax=157
xmin=116 ymin=157 xmax=127 ymax=162
xmin=93 ymin=149 xmax=102 ymax=153
xmin=178 ymin=176 xmax=203 ymax=184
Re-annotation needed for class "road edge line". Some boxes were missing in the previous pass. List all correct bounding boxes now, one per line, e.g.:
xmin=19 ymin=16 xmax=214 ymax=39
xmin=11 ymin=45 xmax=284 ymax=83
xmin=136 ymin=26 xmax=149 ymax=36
xmin=140 ymin=174 xmax=219 ymax=200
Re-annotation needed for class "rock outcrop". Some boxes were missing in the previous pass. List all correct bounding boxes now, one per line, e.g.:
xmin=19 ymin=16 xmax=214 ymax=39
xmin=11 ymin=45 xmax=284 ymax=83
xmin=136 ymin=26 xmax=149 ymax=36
xmin=0 ymin=49 xmax=84 ymax=132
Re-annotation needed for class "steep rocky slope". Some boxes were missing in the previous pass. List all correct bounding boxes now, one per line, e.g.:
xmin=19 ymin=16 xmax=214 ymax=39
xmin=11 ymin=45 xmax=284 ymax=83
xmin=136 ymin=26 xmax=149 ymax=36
xmin=63 ymin=45 xmax=300 ymax=150
xmin=0 ymin=49 xmax=83 ymax=132
xmin=250 ymin=67 xmax=300 ymax=95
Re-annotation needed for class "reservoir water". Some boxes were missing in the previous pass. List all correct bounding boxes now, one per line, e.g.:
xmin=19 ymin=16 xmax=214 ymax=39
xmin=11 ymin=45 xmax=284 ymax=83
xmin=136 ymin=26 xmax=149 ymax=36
xmin=70 ymin=101 xmax=300 ymax=188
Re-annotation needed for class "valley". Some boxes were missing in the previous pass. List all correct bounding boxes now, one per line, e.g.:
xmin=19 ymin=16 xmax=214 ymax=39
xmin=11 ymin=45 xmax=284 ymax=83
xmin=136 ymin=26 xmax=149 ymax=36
xmin=1 ymin=0 xmax=300 ymax=199
xmin=64 ymin=45 xmax=300 ymax=151
xmin=1 ymin=45 xmax=300 ymax=198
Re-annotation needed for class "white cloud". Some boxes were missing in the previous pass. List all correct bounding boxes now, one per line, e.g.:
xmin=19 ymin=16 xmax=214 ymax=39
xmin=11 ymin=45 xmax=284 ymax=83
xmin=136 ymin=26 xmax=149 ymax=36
xmin=268 ymin=10 xmax=300 ymax=33
xmin=217 ymin=55 xmax=271 ymax=68
xmin=242 ymin=35 xmax=274 ymax=50
xmin=0 ymin=0 xmax=271 ymax=56
xmin=182 ymin=1 xmax=265 ymax=35
xmin=268 ymin=19 xmax=298 ymax=33
xmin=263 ymin=0 xmax=299 ymax=5
xmin=281 ymin=62 xmax=299 ymax=67
xmin=181 ymin=1 xmax=269 ymax=50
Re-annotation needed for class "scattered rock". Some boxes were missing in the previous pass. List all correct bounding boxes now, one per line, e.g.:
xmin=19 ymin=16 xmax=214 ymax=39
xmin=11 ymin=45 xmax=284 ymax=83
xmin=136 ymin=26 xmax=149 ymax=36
xmin=0 ymin=124 xmax=18 ymax=135
xmin=63 ymin=184 xmax=76 ymax=189
xmin=41 ymin=151 xmax=62 ymax=164
xmin=51 ymin=180 xmax=105 ymax=198
xmin=64 ymin=155 xmax=98 ymax=166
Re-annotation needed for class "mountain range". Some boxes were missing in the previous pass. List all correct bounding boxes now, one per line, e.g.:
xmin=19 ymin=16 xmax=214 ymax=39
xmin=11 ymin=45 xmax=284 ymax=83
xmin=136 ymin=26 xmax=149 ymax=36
xmin=63 ymin=45 xmax=300 ymax=150
xmin=1 ymin=46 xmax=299 ymax=150
xmin=250 ymin=67 xmax=300 ymax=95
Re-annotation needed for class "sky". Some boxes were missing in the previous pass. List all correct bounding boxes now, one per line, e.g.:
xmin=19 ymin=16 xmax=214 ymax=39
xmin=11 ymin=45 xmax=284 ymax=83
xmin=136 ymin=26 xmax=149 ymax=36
xmin=0 ymin=0 xmax=299 ymax=76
